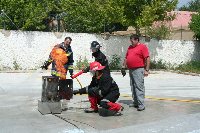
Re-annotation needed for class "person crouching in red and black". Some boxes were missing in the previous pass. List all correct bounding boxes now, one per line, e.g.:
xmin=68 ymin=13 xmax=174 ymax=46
xmin=73 ymin=61 xmax=123 ymax=116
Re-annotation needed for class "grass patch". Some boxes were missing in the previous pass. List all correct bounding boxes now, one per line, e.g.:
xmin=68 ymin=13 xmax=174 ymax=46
xmin=175 ymin=61 xmax=200 ymax=74
xmin=151 ymin=60 xmax=200 ymax=74
xmin=150 ymin=60 xmax=167 ymax=70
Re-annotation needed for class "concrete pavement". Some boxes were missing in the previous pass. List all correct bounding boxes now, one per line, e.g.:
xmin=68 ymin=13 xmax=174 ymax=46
xmin=0 ymin=71 xmax=200 ymax=133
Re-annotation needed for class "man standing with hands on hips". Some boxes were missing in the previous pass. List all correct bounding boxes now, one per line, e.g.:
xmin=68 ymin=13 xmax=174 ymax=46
xmin=121 ymin=34 xmax=150 ymax=111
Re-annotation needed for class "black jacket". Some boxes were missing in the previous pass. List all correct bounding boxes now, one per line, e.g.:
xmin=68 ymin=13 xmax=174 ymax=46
xmin=77 ymin=72 xmax=120 ymax=102
xmin=85 ymin=50 xmax=110 ymax=75
xmin=89 ymin=73 xmax=119 ymax=97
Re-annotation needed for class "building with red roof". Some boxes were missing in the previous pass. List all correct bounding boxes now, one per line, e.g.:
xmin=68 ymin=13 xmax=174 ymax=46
xmin=166 ymin=11 xmax=196 ymax=30
xmin=114 ymin=11 xmax=197 ymax=40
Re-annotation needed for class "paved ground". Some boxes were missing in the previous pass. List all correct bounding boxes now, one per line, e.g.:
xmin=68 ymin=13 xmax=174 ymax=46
xmin=0 ymin=70 xmax=200 ymax=133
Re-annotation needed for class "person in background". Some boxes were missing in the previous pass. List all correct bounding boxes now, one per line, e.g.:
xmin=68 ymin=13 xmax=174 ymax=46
xmin=41 ymin=37 xmax=74 ymax=78
xmin=122 ymin=34 xmax=150 ymax=111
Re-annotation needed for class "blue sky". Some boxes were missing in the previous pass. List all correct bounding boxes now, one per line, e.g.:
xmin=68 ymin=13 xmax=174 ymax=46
xmin=178 ymin=0 xmax=191 ymax=8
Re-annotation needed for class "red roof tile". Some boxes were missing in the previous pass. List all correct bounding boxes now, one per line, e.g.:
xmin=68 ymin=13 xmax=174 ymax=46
xmin=154 ymin=11 xmax=197 ymax=29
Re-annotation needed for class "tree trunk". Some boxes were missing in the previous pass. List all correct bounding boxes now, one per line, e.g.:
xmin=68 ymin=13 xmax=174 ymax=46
xmin=135 ymin=26 xmax=141 ymax=36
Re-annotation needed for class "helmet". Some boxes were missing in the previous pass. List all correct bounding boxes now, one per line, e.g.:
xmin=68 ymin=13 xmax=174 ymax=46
xmin=90 ymin=61 xmax=105 ymax=71
xmin=90 ymin=41 xmax=101 ymax=50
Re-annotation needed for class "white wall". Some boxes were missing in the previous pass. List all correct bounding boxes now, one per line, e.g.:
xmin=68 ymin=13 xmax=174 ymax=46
xmin=0 ymin=30 xmax=200 ymax=70
xmin=146 ymin=39 xmax=200 ymax=66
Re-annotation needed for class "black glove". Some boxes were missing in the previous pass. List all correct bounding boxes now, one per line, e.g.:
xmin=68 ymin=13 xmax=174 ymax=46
xmin=41 ymin=65 xmax=48 ymax=70
xmin=41 ymin=61 xmax=51 ymax=70
xmin=40 ymin=66 xmax=48 ymax=70
xmin=83 ymin=67 xmax=89 ymax=73
xmin=73 ymin=87 xmax=87 ymax=95
xmin=121 ymin=68 xmax=126 ymax=77
xmin=68 ymin=69 xmax=73 ymax=76
xmin=73 ymin=90 xmax=80 ymax=95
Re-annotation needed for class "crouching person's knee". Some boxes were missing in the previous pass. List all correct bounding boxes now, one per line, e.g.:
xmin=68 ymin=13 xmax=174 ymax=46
xmin=88 ymin=87 xmax=99 ymax=97
xmin=88 ymin=88 xmax=94 ymax=97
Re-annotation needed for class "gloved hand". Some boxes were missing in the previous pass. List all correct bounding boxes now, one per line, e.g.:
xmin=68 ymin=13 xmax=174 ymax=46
xmin=68 ymin=69 xmax=73 ymax=76
xmin=41 ymin=65 xmax=47 ymax=70
xmin=73 ymin=90 xmax=80 ymax=95
xmin=41 ymin=64 xmax=48 ymax=70
xmin=83 ymin=67 xmax=89 ymax=73
xmin=121 ymin=68 xmax=126 ymax=77
xmin=73 ymin=87 xmax=87 ymax=95
xmin=41 ymin=61 xmax=50 ymax=70
xmin=83 ymin=69 xmax=87 ymax=73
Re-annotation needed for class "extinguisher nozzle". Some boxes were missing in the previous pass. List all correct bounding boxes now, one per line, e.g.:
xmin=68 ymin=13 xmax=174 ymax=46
xmin=71 ymin=70 xmax=84 ymax=79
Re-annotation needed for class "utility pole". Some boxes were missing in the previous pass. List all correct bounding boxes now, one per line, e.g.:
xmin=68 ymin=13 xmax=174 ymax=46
xmin=0 ymin=9 xmax=19 ymax=30
xmin=181 ymin=24 xmax=183 ymax=40
xmin=56 ymin=14 xmax=59 ymax=32
xmin=0 ymin=10 xmax=6 ymax=29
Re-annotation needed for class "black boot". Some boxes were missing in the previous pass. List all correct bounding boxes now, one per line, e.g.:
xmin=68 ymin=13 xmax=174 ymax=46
xmin=84 ymin=108 xmax=98 ymax=113
xmin=98 ymin=108 xmax=122 ymax=117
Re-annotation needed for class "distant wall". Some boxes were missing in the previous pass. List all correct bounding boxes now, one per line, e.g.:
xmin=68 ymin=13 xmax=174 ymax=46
xmin=146 ymin=39 xmax=200 ymax=66
xmin=169 ymin=30 xmax=195 ymax=40
xmin=0 ymin=30 xmax=200 ymax=70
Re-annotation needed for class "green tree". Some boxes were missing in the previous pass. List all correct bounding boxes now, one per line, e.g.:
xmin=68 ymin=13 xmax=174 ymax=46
xmin=60 ymin=0 xmax=125 ymax=33
xmin=189 ymin=12 xmax=200 ymax=40
xmin=120 ymin=0 xmax=178 ymax=35
xmin=0 ymin=0 xmax=178 ymax=33
xmin=0 ymin=0 xmax=58 ymax=31
xmin=179 ymin=0 xmax=200 ymax=12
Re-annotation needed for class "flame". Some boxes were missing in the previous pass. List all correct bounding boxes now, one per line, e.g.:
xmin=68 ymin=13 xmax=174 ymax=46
xmin=50 ymin=47 xmax=68 ymax=80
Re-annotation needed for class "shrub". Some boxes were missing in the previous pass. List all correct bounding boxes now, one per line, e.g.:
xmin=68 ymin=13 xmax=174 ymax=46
xmin=109 ymin=54 xmax=121 ymax=70
xmin=150 ymin=60 xmax=167 ymax=69
xmin=13 ymin=61 xmax=21 ymax=70
xmin=76 ymin=56 xmax=89 ymax=70
xmin=175 ymin=61 xmax=200 ymax=73
xmin=189 ymin=13 xmax=200 ymax=40
xmin=146 ymin=24 xmax=171 ymax=40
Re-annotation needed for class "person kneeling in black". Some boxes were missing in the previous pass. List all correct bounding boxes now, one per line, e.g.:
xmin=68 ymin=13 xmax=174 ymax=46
xmin=73 ymin=61 xmax=123 ymax=116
